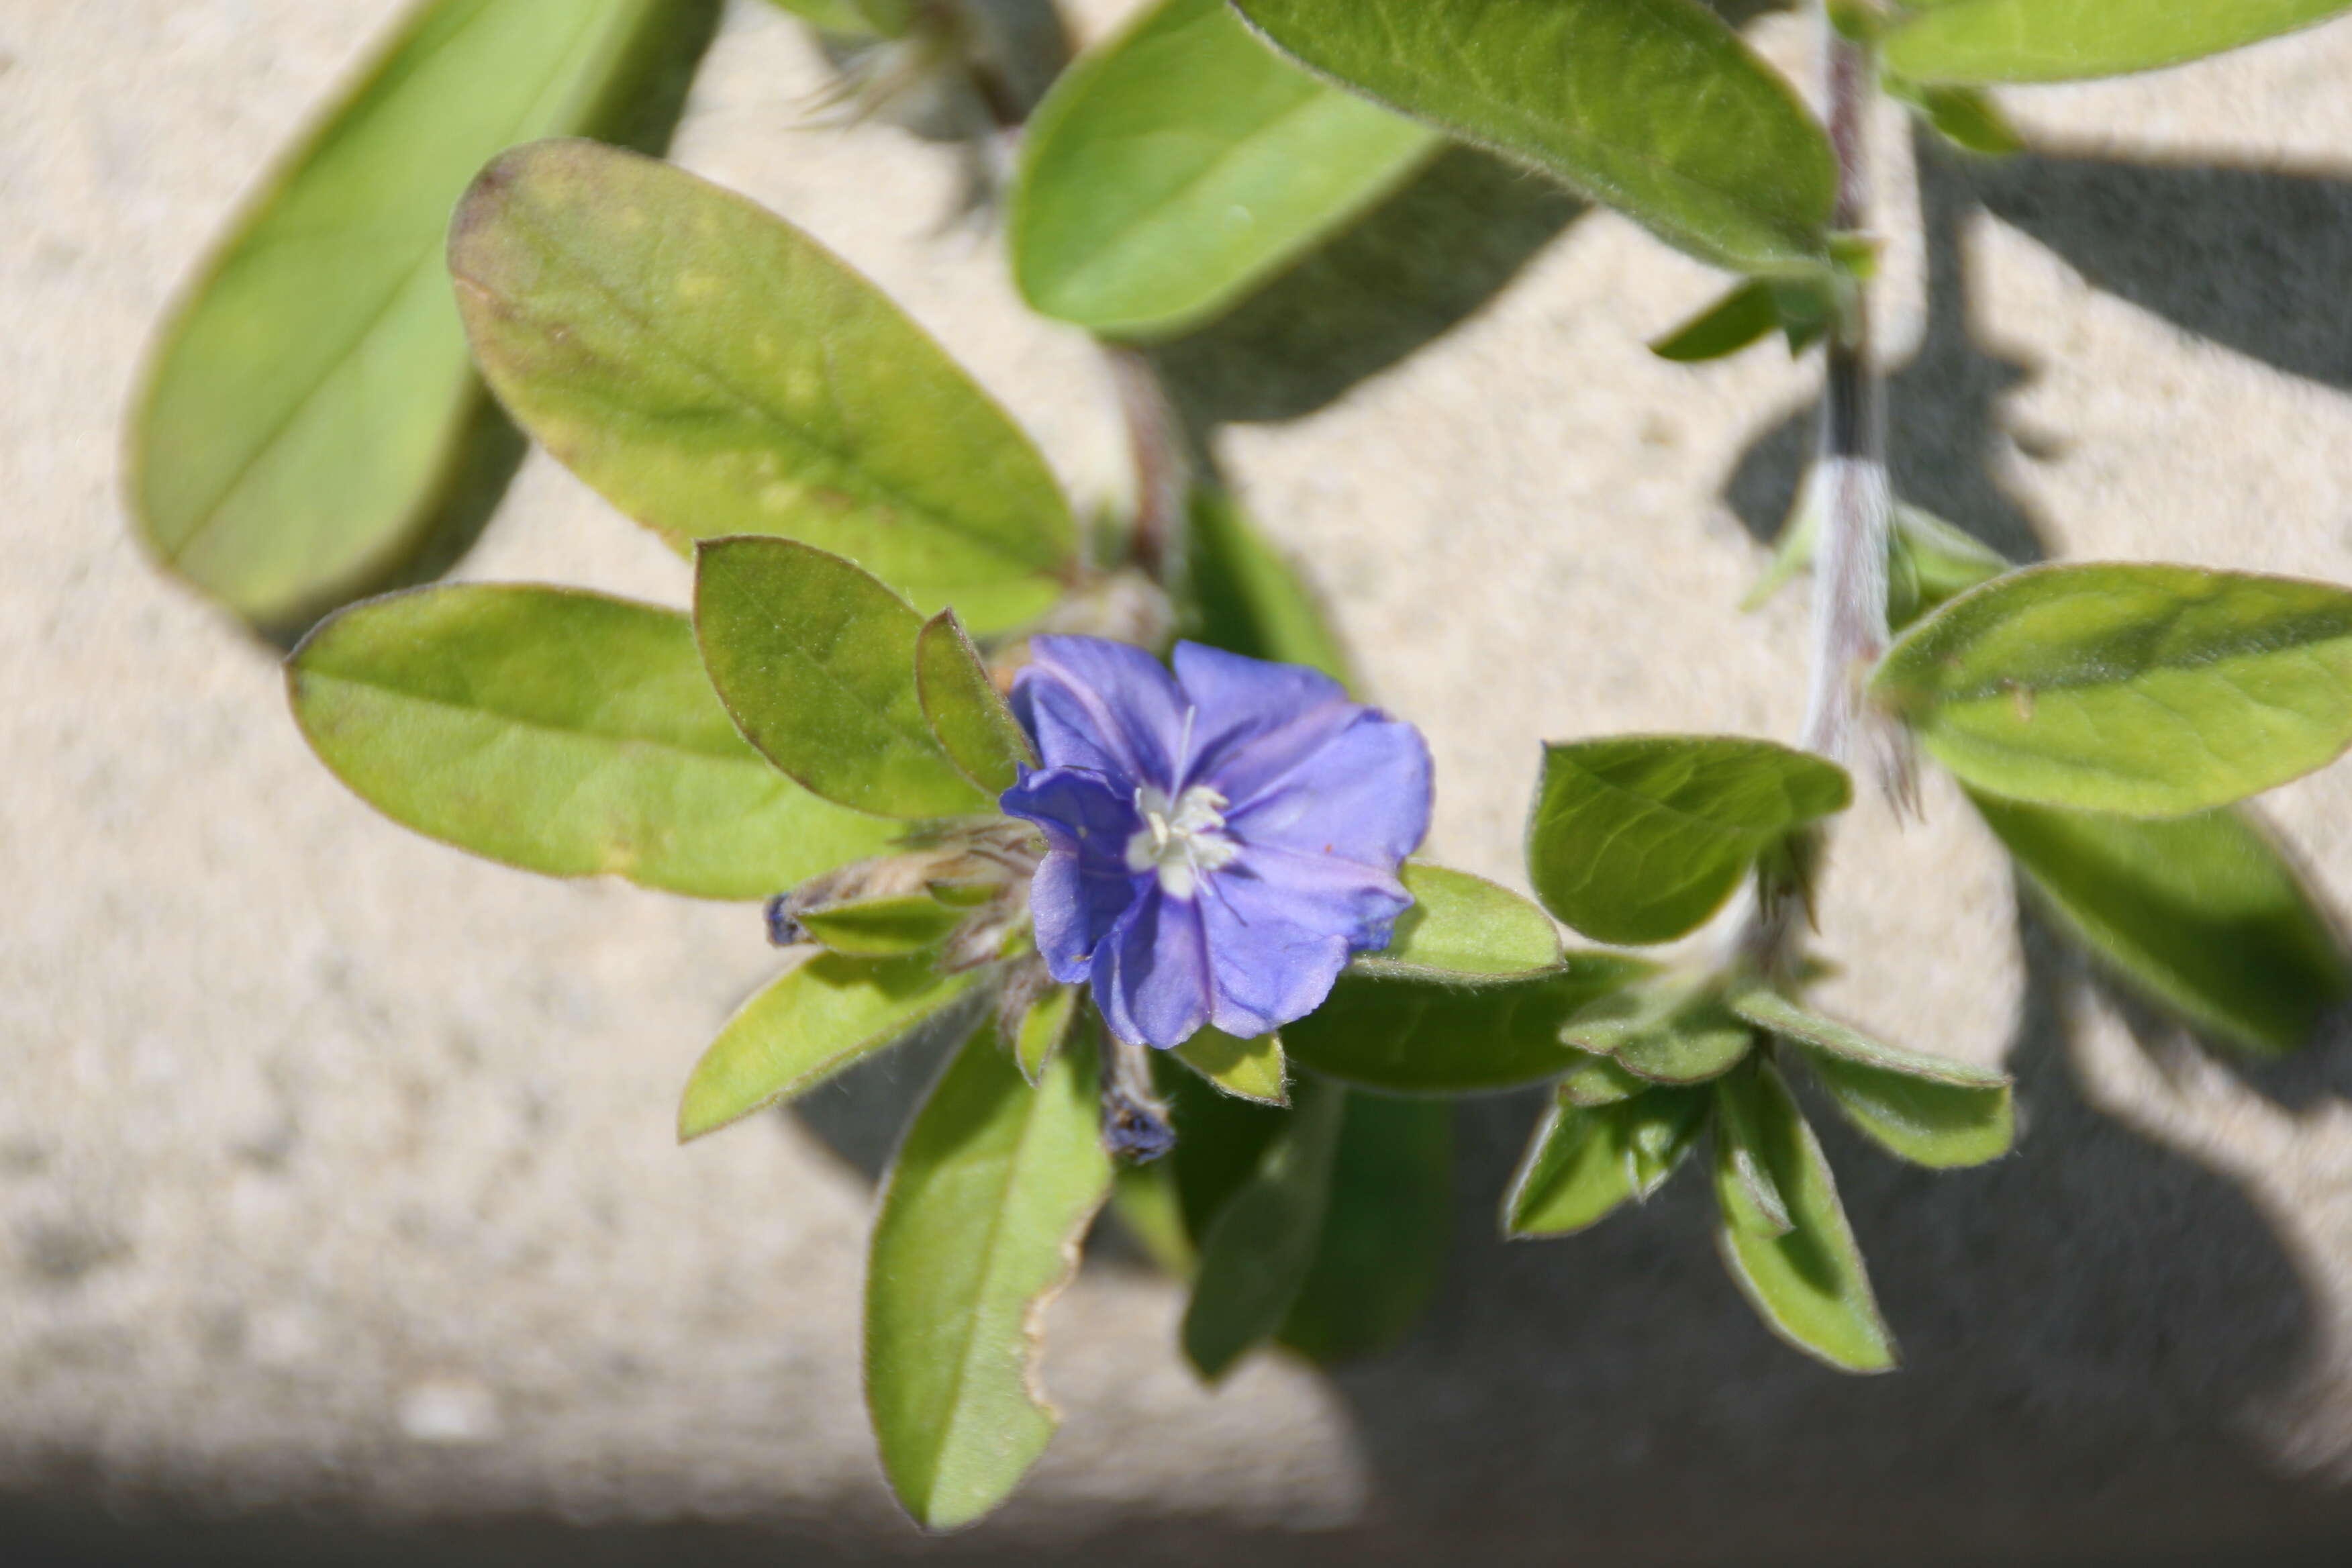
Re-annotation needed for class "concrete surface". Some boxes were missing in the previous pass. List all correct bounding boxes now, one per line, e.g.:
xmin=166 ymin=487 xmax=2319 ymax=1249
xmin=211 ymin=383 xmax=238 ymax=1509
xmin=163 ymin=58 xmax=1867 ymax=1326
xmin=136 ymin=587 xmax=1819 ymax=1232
xmin=11 ymin=1 xmax=2352 ymax=1561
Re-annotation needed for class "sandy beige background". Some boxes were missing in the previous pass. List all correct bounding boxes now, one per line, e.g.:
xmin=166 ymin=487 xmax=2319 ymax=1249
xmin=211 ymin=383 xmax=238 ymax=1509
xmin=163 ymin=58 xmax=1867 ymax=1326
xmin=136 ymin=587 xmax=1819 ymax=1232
xmin=11 ymin=1 xmax=2352 ymax=1561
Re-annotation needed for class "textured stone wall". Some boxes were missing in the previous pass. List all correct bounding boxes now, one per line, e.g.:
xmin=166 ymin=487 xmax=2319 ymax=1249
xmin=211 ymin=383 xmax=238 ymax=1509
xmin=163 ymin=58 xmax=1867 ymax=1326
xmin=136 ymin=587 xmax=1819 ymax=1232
xmin=10 ymin=1 xmax=2352 ymax=1561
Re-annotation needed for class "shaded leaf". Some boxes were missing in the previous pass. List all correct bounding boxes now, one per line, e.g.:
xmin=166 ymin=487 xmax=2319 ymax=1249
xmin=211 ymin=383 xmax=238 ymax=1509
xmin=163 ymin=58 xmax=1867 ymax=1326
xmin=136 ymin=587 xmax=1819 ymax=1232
xmin=916 ymin=609 xmax=1034 ymax=796
xmin=1871 ymin=564 xmax=2352 ymax=817
xmin=1710 ymin=1059 xmax=1895 ymax=1373
xmin=1885 ymin=0 xmax=2352 ymax=85
xmin=677 ymin=950 xmax=977 ymax=1140
xmin=132 ymin=0 xmax=707 ymax=633
xmin=1276 ymin=1091 xmax=1452 ymax=1363
xmin=1015 ymin=983 xmax=1080 ymax=1085
xmin=1185 ymin=485 xmax=1353 ymax=683
xmin=1012 ymin=0 xmax=1440 ymax=338
xmin=1890 ymin=501 xmax=2010 ymax=623
xmin=1181 ymin=1077 xmax=1344 ymax=1380
xmin=1726 ymin=990 xmax=2015 ymax=1166
xmin=1173 ymin=1028 xmax=1289 ymax=1106
xmin=1281 ymin=958 xmax=1655 ymax=1094
xmin=1712 ymin=1059 xmax=1793 ymax=1236
xmin=1108 ymin=1159 xmax=1199 ymax=1277
xmin=450 ymin=140 xmax=1075 ymax=632
xmin=1974 ymin=793 xmax=2351 ymax=1055
xmin=1357 ymin=862 xmax=1563 ymax=982
xmin=1649 ymin=278 xmax=1779 ymax=362
xmin=1526 ymin=735 xmax=1853 ymax=944
xmin=1504 ymin=1087 xmax=1706 ymax=1236
xmin=289 ymin=583 xmax=897 ymax=897
xmin=695 ymin=537 xmax=991 ymax=819
xmin=1230 ymin=0 xmax=1834 ymax=275
xmin=867 ymin=1021 xmax=1112 ymax=1531
xmin=765 ymin=0 xmax=895 ymax=36
xmin=1890 ymin=80 xmax=2025 ymax=156
xmin=1559 ymin=1048 xmax=1650 ymax=1108
xmin=1566 ymin=981 xmax=1755 ymax=1085
xmin=1726 ymin=987 xmax=2011 ymax=1087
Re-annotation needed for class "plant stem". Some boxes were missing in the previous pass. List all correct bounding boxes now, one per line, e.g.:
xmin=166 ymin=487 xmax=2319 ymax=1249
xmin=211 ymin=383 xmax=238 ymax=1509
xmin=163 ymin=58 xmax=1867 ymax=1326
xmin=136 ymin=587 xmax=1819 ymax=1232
xmin=1106 ymin=345 xmax=1193 ymax=599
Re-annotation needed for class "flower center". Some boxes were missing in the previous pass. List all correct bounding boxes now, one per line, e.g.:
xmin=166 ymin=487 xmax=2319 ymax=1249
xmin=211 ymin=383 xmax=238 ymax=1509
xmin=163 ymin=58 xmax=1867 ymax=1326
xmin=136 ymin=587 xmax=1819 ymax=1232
xmin=1126 ymin=784 xmax=1240 ymax=899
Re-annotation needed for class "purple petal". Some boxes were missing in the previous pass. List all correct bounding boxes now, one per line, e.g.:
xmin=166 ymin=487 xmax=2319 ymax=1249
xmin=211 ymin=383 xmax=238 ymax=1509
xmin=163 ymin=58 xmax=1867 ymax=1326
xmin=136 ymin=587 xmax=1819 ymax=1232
xmin=1093 ymin=887 xmax=1213 ymax=1049
xmin=1169 ymin=642 xmax=1362 ymax=804
xmin=1013 ymin=636 xmax=1191 ymax=788
xmin=1226 ymin=710 xmax=1431 ymax=869
xmin=1196 ymin=854 xmax=1396 ymax=1037
xmin=999 ymin=766 xmax=1143 ymax=984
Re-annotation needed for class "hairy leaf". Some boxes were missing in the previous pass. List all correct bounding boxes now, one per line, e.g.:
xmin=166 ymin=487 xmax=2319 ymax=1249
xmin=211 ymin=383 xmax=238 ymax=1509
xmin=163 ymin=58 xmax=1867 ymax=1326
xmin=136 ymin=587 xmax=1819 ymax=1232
xmin=1727 ymin=991 xmax=2014 ymax=1167
xmin=132 ymin=0 xmax=703 ymax=632
xmin=1872 ymin=564 xmax=2352 ymax=816
xmin=1012 ymin=0 xmax=1439 ymax=338
xmin=1885 ymin=0 xmax=2352 ymax=85
xmin=695 ymin=537 xmax=991 ymax=819
xmin=677 ymin=950 xmax=977 ymax=1140
xmin=1358 ymin=862 xmax=1563 ymax=981
xmin=289 ymin=583 xmax=896 ymax=897
xmin=1527 ymin=736 xmax=1852 ymax=944
xmin=1276 ymin=1093 xmax=1453 ymax=1362
xmin=1710 ymin=1059 xmax=1894 ymax=1373
xmin=916 ymin=609 xmax=1034 ymax=796
xmin=1015 ymin=983 xmax=1080 ymax=1085
xmin=1230 ymin=0 xmax=1834 ymax=275
xmin=1504 ymin=1087 xmax=1706 ymax=1236
xmin=452 ymin=140 xmax=1075 ymax=631
xmin=867 ymin=1022 xmax=1111 ymax=1530
xmin=1173 ymin=1028 xmax=1291 ymax=1107
xmin=797 ymin=893 xmax=964 ymax=957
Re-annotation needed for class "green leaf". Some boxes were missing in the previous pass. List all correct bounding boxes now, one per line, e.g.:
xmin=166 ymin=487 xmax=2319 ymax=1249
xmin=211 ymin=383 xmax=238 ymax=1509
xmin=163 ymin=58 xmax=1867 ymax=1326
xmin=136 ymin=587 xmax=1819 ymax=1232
xmin=1565 ymin=981 xmax=1754 ymax=1085
xmin=1276 ymin=1093 xmax=1453 ymax=1363
xmin=1173 ymin=1028 xmax=1290 ymax=1106
xmin=288 ymin=583 xmax=897 ymax=897
xmin=1281 ymin=958 xmax=1656 ymax=1094
xmin=1014 ymin=983 xmax=1080 ymax=1085
xmin=797 ymin=893 xmax=964 ymax=957
xmin=677 ymin=950 xmax=977 ymax=1140
xmin=915 ymin=609 xmax=1034 ymax=796
xmin=1182 ymin=1077 xmax=1345 ymax=1380
xmin=1712 ymin=1060 xmax=1792 ymax=1236
xmin=1162 ymin=1057 xmax=1285 ymax=1243
xmin=1871 ymin=564 xmax=2352 ymax=817
xmin=1230 ymin=0 xmax=1835 ymax=276
xmin=1885 ymin=0 xmax=2352 ymax=85
xmin=1504 ymin=1087 xmax=1706 ymax=1237
xmin=1526 ymin=736 xmax=1853 ymax=945
xmin=130 ymin=0 xmax=707 ymax=634
xmin=1559 ymin=1048 xmax=1650 ymax=1108
xmin=1185 ymin=486 xmax=1353 ymax=683
xmin=1108 ymin=1160 xmax=1199 ymax=1277
xmin=1890 ymin=502 xmax=2010 ymax=622
xmin=1011 ymin=0 xmax=1440 ymax=338
xmin=694 ymin=537 xmax=991 ymax=819
xmin=1710 ymin=1059 xmax=1895 ymax=1373
xmin=1357 ymin=862 xmax=1563 ymax=982
xmin=450 ymin=139 xmax=1075 ymax=632
xmin=867 ymin=1020 xmax=1112 ymax=1531
xmin=1649 ymin=278 xmax=1779 ymax=362
xmin=1727 ymin=989 xmax=2014 ymax=1168
xmin=764 ymin=0 xmax=894 ymax=36
xmin=1888 ymin=80 xmax=2025 ymax=157
xmin=1973 ymin=793 xmax=2351 ymax=1055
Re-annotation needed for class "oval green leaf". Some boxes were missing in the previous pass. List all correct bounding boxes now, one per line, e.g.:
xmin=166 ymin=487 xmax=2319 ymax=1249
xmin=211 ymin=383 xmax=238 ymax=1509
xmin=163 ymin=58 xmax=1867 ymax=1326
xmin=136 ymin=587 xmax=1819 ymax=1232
xmin=1181 ymin=1077 xmax=1344 ymax=1381
xmin=289 ymin=583 xmax=898 ymax=897
xmin=1973 ymin=793 xmax=2351 ymax=1056
xmin=450 ymin=140 xmax=1076 ymax=632
xmin=1281 ymin=957 xmax=1655 ymax=1094
xmin=1885 ymin=1 xmax=2352 ymax=85
xmin=1173 ymin=1028 xmax=1290 ymax=1107
xmin=1014 ymin=983 xmax=1080 ymax=1085
xmin=1871 ymin=564 xmax=2352 ymax=817
xmin=1649 ymin=278 xmax=1780 ymax=362
xmin=1726 ymin=987 xmax=2011 ymax=1089
xmin=1710 ymin=1059 xmax=1895 ymax=1373
xmin=695 ymin=537 xmax=991 ymax=819
xmin=1526 ymin=736 xmax=1853 ymax=945
xmin=1356 ymin=862 xmax=1563 ymax=982
xmin=867 ymin=1022 xmax=1112 ymax=1531
xmin=1230 ymin=0 xmax=1835 ymax=276
xmin=132 ymin=0 xmax=705 ymax=634
xmin=1012 ymin=0 xmax=1440 ymax=338
xmin=916 ymin=609 xmax=1034 ymax=797
xmin=677 ymin=950 xmax=978 ymax=1141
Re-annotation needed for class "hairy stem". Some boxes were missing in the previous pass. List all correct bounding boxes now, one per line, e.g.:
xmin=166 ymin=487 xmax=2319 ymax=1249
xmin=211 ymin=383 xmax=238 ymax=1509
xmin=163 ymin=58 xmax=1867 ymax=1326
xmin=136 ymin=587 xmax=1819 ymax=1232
xmin=1107 ymin=345 xmax=1193 ymax=598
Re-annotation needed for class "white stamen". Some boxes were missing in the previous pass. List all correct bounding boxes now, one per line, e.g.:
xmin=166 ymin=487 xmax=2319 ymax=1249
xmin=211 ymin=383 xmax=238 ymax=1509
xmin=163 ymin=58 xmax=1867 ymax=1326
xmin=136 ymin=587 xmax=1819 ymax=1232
xmin=1126 ymin=783 xmax=1240 ymax=899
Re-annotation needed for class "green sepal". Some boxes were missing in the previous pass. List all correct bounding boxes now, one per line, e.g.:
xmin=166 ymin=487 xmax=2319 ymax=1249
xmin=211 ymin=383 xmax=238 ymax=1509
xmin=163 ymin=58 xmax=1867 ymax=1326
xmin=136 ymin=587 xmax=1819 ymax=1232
xmin=1173 ymin=1029 xmax=1291 ymax=1107
xmin=1014 ymin=983 xmax=1081 ymax=1085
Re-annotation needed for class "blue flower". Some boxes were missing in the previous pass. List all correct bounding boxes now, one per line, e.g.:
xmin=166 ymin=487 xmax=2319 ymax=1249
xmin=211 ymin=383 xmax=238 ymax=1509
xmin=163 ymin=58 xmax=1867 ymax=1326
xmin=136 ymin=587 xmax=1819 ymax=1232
xmin=999 ymin=637 xmax=1432 ymax=1050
